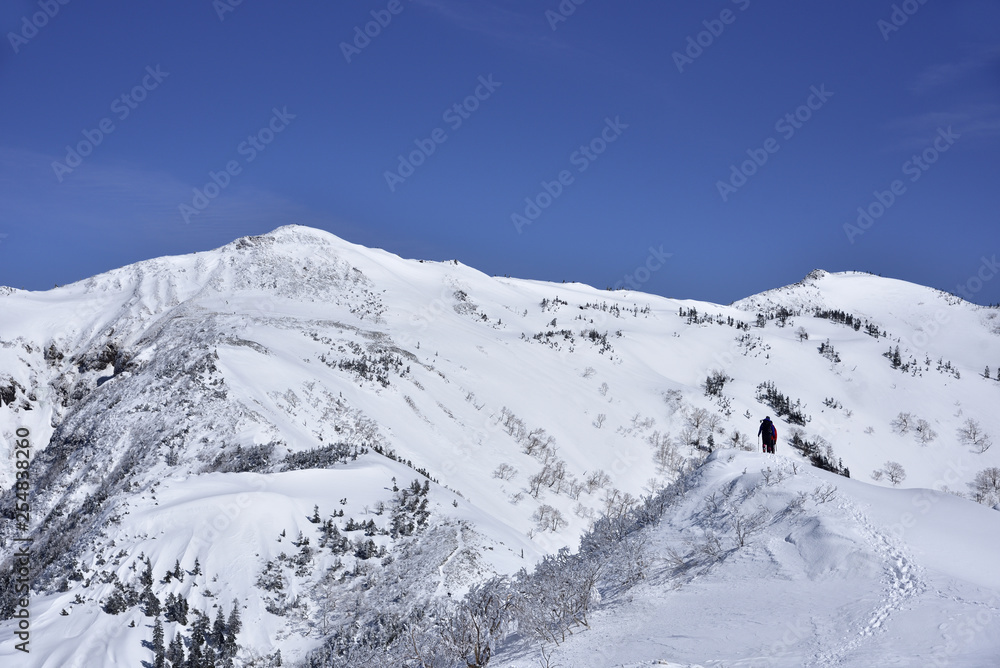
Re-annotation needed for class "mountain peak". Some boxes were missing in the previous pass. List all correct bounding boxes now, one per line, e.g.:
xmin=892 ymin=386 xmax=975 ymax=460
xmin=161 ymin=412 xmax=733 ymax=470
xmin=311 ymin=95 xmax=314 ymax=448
xmin=803 ymin=268 xmax=829 ymax=281
xmin=3 ymin=229 xmax=999 ymax=667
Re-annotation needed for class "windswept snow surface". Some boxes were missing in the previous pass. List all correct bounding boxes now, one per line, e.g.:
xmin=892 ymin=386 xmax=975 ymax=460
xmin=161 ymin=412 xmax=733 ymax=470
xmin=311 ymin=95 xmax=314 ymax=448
xmin=0 ymin=226 xmax=998 ymax=666
xmin=495 ymin=451 xmax=1000 ymax=667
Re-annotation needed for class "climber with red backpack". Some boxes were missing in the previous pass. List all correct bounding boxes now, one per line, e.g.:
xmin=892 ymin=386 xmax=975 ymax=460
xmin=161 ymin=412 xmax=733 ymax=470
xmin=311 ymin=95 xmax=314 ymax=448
xmin=759 ymin=416 xmax=777 ymax=454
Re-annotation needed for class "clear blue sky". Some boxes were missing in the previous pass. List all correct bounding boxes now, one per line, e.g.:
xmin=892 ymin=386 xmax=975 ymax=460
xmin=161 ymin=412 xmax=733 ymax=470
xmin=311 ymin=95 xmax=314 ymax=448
xmin=1 ymin=0 xmax=998 ymax=305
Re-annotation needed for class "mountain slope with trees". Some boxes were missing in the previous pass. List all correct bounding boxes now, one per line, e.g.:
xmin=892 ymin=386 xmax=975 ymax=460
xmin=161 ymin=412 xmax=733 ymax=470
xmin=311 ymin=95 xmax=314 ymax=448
xmin=0 ymin=226 xmax=997 ymax=666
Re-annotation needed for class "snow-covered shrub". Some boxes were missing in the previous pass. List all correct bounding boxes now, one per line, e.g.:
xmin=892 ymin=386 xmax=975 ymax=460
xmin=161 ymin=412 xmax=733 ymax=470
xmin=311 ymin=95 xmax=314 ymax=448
xmin=969 ymin=468 xmax=1000 ymax=507
xmin=211 ymin=442 xmax=275 ymax=473
xmin=439 ymin=578 xmax=516 ymax=667
xmin=818 ymin=339 xmax=841 ymax=363
xmin=280 ymin=442 xmax=357 ymax=471
xmin=703 ymin=369 xmax=732 ymax=397
xmin=755 ymin=381 xmax=810 ymax=425
xmin=787 ymin=429 xmax=849 ymax=477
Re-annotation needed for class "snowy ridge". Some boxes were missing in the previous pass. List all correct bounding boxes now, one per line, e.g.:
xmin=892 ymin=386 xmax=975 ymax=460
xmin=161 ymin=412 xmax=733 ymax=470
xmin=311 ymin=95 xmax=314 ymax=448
xmin=0 ymin=225 xmax=998 ymax=666
xmin=497 ymin=451 xmax=1000 ymax=667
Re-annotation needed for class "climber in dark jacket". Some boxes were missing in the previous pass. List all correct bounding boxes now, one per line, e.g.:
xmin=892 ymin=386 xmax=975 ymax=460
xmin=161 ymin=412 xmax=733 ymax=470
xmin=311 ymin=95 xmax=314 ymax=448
xmin=758 ymin=416 xmax=777 ymax=454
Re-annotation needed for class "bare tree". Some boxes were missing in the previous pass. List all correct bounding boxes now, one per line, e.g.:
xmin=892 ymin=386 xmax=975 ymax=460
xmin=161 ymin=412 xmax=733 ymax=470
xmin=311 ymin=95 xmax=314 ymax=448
xmin=958 ymin=418 xmax=993 ymax=453
xmin=584 ymin=469 xmax=610 ymax=493
xmin=537 ymin=645 xmax=558 ymax=668
xmin=566 ymin=478 xmax=585 ymax=500
xmin=602 ymin=488 xmax=639 ymax=539
xmin=648 ymin=430 xmax=680 ymax=474
xmin=592 ymin=413 xmax=606 ymax=429
xmin=760 ymin=467 xmax=785 ymax=487
xmin=882 ymin=461 xmax=907 ymax=486
xmin=812 ymin=483 xmax=838 ymax=503
xmin=547 ymin=459 xmax=568 ymax=493
xmin=499 ymin=406 xmax=517 ymax=430
xmin=725 ymin=429 xmax=747 ymax=451
xmin=731 ymin=508 xmax=769 ymax=547
xmin=685 ymin=407 xmax=712 ymax=438
xmin=662 ymin=389 xmax=684 ymax=414
xmin=914 ymin=419 xmax=937 ymax=445
xmin=678 ymin=426 xmax=698 ymax=447
xmin=532 ymin=504 xmax=568 ymax=532
xmin=890 ymin=412 xmax=914 ymax=434
xmin=492 ymin=463 xmax=517 ymax=480
xmin=704 ymin=412 xmax=724 ymax=436
xmin=511 ymin=547 xmax=603 ymax=645
xmin=693 ymin=531 xmax=725 ymax=562
xmin=406 ymin=614 xmax=449 ymax=668
xmin=523 ymin=428 xmax=554 ymax=458
xmin=527 ymin=470 xmax=547 ymax=499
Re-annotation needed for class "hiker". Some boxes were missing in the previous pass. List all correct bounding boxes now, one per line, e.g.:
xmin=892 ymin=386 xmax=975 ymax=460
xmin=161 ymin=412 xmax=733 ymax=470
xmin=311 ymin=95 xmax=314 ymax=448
xmin=759 ymin=416 xmax=777 ymax=454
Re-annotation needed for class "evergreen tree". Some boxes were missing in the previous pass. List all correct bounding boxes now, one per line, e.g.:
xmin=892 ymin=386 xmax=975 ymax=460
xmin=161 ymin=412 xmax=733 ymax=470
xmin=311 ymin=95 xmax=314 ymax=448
xmin=102 ymin=586 xmax=129 ymax=615
xmin=190 ymin=610 xmax=209 ymax=661
xmin=192 ymin=558 xmax=201 ymax=577
xmin=226 ymin=599 xmax=242 ymax=635
xmin=185 ymin=637 xmax=201 ymax=668
xmin=143 ymin=589 xmax=161 ymax=617
xmin=224 ymin=599 xmax=241 ymax=657
xmin=986 ymin=366 xmax=992 ymax=379
xmin=212 ymin=607 xmax=227 ymax=648
xmin=164 ymin=593 xmax=189 ymax=625
xmin=173 ymin=559 xmax=183 ymax=581
xmin=140 ymin=557 xmax=154 ymax=590
xmin=152 ymin=618 xmax=165 ymax=668
xmin=166 ymin=633 xmax=185 ymax=667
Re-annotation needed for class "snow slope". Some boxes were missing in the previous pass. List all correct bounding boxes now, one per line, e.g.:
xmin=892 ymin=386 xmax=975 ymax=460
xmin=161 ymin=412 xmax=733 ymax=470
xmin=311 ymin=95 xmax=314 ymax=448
xmin=0 ymin=225 xmax=998 ymax=666
xmin=495 ymin=450 xmax=1000 ymax=667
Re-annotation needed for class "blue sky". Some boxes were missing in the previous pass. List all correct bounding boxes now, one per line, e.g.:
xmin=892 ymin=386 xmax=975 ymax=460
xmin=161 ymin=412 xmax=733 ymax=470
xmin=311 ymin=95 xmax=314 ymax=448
xmin=1 ymin=0 xmax=998 ymax=305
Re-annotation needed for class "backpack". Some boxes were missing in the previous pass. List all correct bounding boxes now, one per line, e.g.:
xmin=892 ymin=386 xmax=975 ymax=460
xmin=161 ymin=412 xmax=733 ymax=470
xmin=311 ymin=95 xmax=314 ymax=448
xmin=762 ymin=419 xmax=776 ymax=444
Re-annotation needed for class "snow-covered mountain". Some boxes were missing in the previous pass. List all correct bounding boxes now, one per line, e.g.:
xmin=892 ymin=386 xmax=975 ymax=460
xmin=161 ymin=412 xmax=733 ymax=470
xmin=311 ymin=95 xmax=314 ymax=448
xmin=1 ymin=225 xmax=998 ymax=667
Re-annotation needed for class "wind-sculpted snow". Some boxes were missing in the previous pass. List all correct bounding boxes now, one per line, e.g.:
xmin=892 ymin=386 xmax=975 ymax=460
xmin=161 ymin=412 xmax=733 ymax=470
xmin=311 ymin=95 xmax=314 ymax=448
xmin=0 ymin=225 xmax=998 ymax=666
xmin=495 ymin=451 xmax=1000 ymax=667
